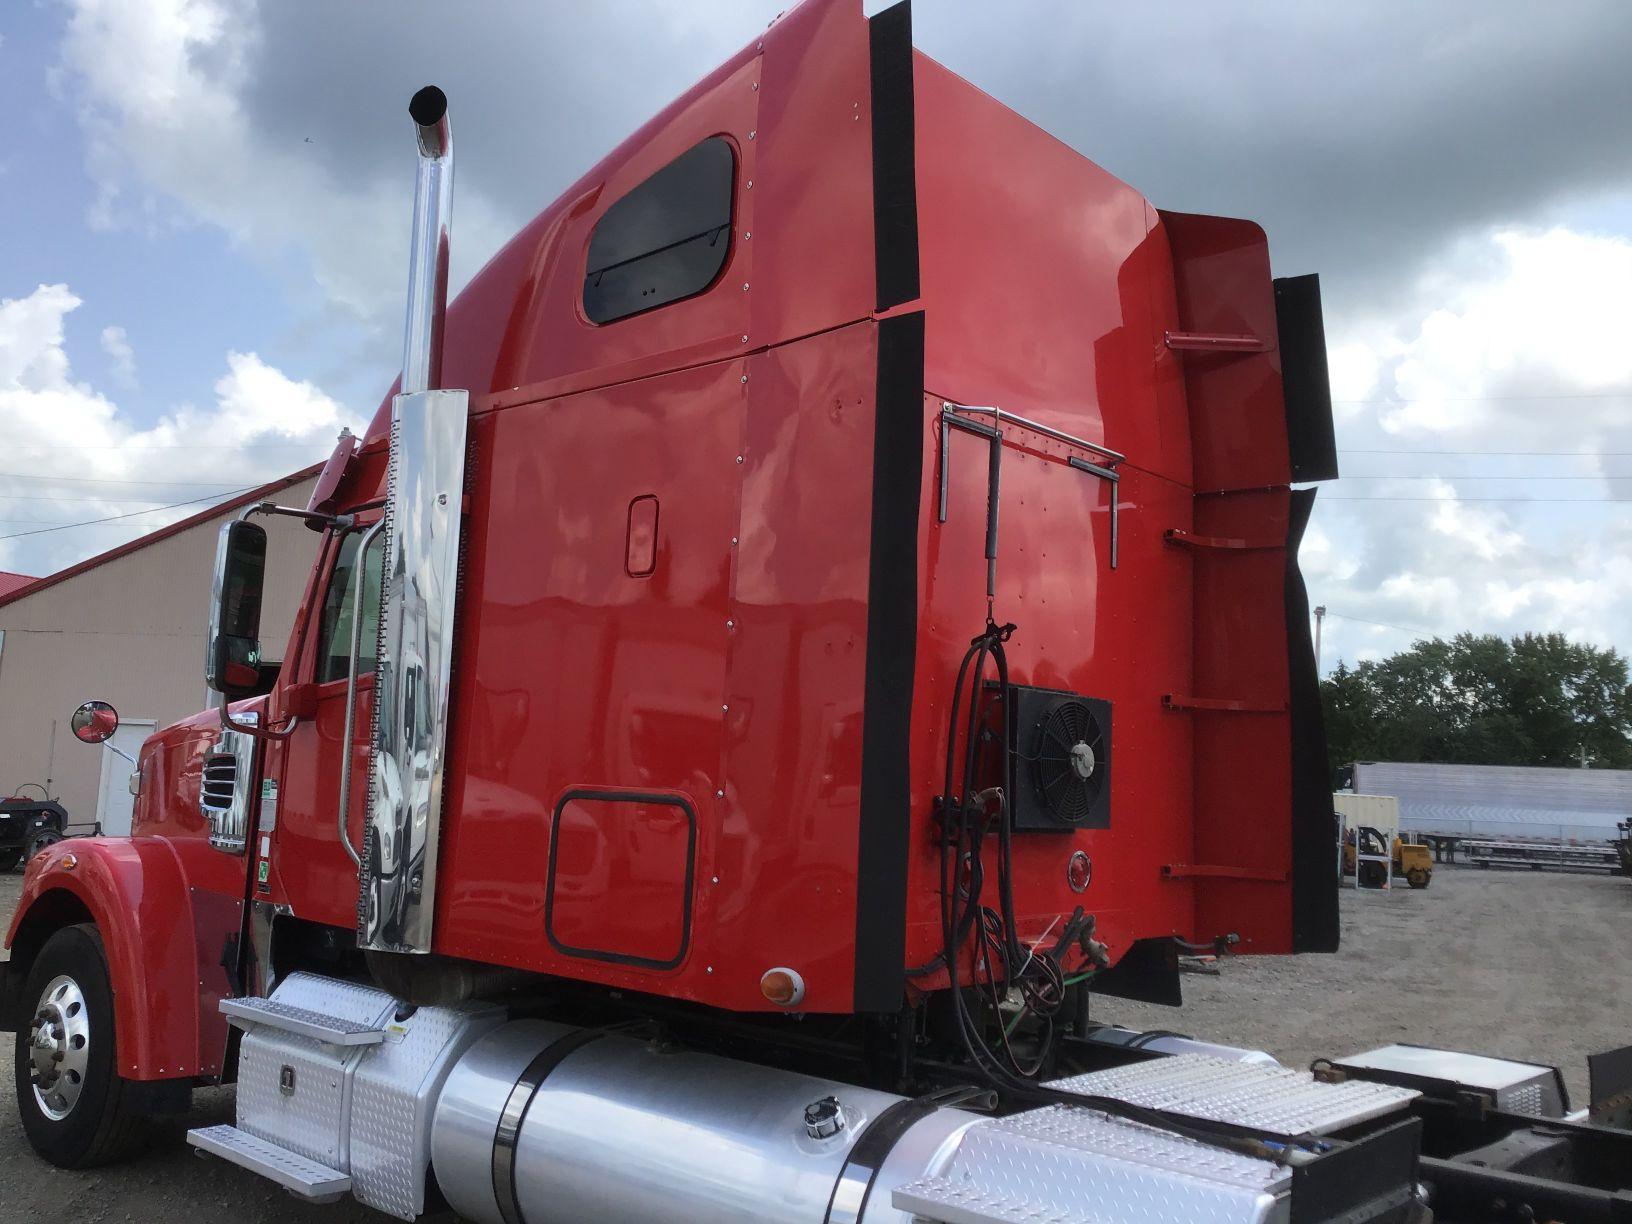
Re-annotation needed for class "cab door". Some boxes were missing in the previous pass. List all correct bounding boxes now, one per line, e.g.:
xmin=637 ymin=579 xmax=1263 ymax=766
xmin=260 ymin=524 xmax=383 ymax=930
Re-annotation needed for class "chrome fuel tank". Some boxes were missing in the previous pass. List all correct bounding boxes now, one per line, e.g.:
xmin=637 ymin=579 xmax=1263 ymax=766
xmin=430 ymin=1021 xmax=973 ymax=1224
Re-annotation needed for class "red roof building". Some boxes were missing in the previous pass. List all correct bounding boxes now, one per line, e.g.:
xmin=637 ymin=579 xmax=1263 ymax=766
xmin=0 ymin=465 xmax=323 ymax=832
xmin=0 ymin=571 xmax=36 ymax=600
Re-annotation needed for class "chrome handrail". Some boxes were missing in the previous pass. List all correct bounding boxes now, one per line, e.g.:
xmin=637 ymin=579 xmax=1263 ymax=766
xmin=941 ymin=402 xmax=1125 ymax=465
xmin=337 ymin=518 xmax=385 ymax=868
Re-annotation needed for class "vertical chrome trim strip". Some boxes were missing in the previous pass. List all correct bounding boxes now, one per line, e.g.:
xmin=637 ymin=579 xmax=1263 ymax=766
xmin=359 ymin=388 xmax=468 ymax=952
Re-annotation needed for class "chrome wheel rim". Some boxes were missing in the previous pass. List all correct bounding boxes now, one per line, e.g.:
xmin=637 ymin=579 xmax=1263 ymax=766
xmin=28 ymin=974 xmax=90 ymax=1121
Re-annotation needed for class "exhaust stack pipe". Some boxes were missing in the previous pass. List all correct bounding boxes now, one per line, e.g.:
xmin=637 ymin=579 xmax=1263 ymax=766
xmin=402 ymin=85 xmax=452 ymax=394
xmin=359 ymin=86 xmax=468 ymax=956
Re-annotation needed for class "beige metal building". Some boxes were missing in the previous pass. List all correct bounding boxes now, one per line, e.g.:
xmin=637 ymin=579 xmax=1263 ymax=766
xmin=0 ymin=467 xmax=322 ymax=836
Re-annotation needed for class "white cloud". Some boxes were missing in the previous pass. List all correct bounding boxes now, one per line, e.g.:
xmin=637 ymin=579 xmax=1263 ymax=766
xmin=1310 ymin=223 xmax=1632 ymax=673
xmin=99 ymin=324 xmax=136 ymax=386
xmin=1424 ymin=482 xmax=1524 ymax=562
xmin=1298 ymin=520 xmax=1359 ymax=584
xmin=0 ymin=283 xmax=360 ymax=576
xmin=1374 ymin=226 xmax=1632 ymax=438
xmin=58 ymin=0 xmax=404 ymax=330
xmin=49 ymin=0 xmax=702 ymax=367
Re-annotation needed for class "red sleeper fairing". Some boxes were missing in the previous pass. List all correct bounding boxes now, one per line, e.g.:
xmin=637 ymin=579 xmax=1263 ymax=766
xmin=289 ymin=0 xmax=1334 ymax=1011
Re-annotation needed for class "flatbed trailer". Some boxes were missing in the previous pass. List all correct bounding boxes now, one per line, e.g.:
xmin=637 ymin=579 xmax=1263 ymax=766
xmin=1466 ymin=837 xmax=1622 ymax=873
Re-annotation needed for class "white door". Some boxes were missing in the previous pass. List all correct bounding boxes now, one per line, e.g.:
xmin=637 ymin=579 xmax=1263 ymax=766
xmin=96 ymin=720 xmax=154 ymax=837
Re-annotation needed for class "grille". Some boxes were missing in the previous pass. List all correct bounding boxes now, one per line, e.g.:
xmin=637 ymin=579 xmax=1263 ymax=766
xmin=201 ymin=754 xmax=238 ymax=811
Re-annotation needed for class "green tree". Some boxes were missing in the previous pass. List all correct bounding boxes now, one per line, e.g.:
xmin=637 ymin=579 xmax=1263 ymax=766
xmin=1319 ymin=632 xmax=1632 ymax=783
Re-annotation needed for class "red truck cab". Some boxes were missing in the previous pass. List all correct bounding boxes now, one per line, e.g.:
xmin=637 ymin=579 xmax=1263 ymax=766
xmin=17 ymin=9 xmax=1531 ymax=1224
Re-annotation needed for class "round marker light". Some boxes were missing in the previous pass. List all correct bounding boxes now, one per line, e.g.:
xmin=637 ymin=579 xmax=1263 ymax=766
xmin=1067 ymin=850 xmax=1092 ymax=893
xmin=760 ymin=967 xmax=806 ymax=1007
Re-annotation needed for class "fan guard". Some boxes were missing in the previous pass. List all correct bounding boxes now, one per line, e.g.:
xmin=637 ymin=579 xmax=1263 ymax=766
xmin=1031 ymin=699 xmax=1107 ymax=826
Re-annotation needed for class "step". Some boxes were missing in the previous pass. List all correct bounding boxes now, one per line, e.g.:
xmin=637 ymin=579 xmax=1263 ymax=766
xmin=188 ymin=1124 xmax=351 ymax=1201
xmin=220 ymin=996 xmax=387 ymax=1046
xmin=1047 ymin=1052 xmax=1418 ymax=1137
xmin=894 ymin=1107 xmax=1290 ymax=1224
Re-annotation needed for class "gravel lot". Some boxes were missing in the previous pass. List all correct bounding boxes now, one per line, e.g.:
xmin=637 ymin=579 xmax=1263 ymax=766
xmin=2 ymin=862 xmax=1628 ymax=1221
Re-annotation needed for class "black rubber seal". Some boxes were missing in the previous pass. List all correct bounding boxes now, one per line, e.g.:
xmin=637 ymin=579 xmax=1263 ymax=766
xmin=1285 ymin=488 xmax=1340 ymax=953
xmin=869 ymin=2 xmax=920 ymax=310
xmin=852 ymin=310 xmax=925 ymax=1011
xmin=1273 ymin=274 xmax=1338 ymax=483
xmin=544 ymin=789 xmax=697 ymax=970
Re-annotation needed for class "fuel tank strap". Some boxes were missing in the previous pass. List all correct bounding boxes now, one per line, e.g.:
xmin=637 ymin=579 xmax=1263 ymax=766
xmin=490 ymin=1029 xmax=607 ymax=1224
xmin=824 ymin=1086 xmax=990 ymax=1224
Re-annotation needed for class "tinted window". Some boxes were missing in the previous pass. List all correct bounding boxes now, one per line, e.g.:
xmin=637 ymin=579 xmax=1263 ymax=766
xmin=583 ymin=137 xmax=735 ymax=324
xmin=315 ymin=529 xmax=384 ymax=684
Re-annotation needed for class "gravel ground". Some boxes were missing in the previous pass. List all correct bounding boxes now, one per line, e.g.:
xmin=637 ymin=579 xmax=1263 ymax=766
xmin=1106 ymin=863 xmax=1632 ymax=1105
xmin=1 ymin=861 xmax=1628 ymax=1221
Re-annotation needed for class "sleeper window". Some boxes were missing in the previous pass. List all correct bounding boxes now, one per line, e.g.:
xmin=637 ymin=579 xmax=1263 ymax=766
xmin=583 ymin=137 xmax=735 ymax=324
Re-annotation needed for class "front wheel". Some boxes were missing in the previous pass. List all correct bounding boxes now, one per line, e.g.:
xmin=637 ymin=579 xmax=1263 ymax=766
xmin=0 ymin=848 xmax=21 ymax=873
xmin=1406 ymin=867 xmax=1431 ymax=889
xmin=13 ymin=924 xmax=145 ymax=1168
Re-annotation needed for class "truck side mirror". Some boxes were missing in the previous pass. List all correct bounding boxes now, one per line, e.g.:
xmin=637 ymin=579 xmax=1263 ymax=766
xmin=71 ymin=700 xmax=120 ymax=744
xmin=207 ymin=519 xmax=268 ymax=698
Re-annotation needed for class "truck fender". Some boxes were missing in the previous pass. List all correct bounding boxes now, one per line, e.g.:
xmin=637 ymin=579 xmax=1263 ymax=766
xmin=3 ymin=837 xmax=219 ymax=1081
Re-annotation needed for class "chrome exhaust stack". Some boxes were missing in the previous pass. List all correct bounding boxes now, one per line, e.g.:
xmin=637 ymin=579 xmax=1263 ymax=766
xmin=359 ymin=86 xmax=469 ymax=955
xmin=402 ymin=85 xmax=452 ymax=394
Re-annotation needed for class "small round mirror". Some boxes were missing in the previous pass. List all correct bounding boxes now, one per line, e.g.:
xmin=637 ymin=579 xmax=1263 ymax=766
xmin=71 ymin=700 xmax=120 ymax=744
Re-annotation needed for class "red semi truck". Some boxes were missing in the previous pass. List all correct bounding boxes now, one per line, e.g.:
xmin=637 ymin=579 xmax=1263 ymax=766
xmin=5 ymin=3 xmax=1629 ymax=1221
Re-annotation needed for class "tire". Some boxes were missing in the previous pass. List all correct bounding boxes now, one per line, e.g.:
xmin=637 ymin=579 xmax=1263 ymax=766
xmin=25 ymin=829 xmax=63 ymax=862
xmin=0 ymin=848 xmax=21 ymax=873
xmin=1407 ymin=867 xmax=1431 ymax=890
xmin=13 ymin=924 xmax=146 ymax=1168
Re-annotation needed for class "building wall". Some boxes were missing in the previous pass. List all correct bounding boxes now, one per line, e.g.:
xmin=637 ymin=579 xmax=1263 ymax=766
xmin=0 ymin=476 xmax=320 ymax=827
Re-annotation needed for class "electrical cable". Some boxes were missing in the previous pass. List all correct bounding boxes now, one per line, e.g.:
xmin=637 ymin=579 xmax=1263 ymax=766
xmin=934 ymin=616 xmax=1321 ymax=1164
xmin=0 ymin=487 xmax=259 ymax=541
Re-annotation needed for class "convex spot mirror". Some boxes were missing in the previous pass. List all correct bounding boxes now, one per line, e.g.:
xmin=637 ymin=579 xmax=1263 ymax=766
xmin=207 ymin=519 xmax=267 ymax=698
xmin=71 ymin=700 xmax=119 ymax=744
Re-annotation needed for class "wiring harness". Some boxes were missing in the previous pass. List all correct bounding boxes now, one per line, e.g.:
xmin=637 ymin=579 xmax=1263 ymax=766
xmin=934 ymin=617 xmax=1320 ymax=1165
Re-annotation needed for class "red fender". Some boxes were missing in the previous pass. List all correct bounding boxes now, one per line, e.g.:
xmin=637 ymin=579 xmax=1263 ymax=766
xmin=4 ymin=837 xmax=233 ymax=1081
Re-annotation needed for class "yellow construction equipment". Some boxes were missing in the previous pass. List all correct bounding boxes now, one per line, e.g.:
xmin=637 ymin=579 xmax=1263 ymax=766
xmin=1343 ymin=830 xmax=1433 ymax=889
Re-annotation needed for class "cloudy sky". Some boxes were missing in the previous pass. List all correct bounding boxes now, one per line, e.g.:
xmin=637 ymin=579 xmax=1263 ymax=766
xmin=2 ymin=0 xmax=1631 ymax=672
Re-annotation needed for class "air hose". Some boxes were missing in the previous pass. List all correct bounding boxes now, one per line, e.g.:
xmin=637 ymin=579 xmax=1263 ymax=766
xmin=935 ymin=617 xmax=1314 ymax=1165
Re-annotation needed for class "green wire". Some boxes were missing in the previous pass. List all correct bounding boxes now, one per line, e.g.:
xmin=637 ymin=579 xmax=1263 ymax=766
xmin=1004 ymin=970 xmax=1098 ymax=1036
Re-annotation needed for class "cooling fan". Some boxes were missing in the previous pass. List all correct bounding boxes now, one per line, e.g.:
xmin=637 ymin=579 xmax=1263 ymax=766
xmin=1005 ymin=685 xmax=1113 ymax=831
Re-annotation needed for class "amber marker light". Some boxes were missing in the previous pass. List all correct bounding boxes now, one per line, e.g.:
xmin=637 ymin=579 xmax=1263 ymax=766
xmin=760 ymin=967 xmax=806 ymax=1007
